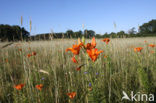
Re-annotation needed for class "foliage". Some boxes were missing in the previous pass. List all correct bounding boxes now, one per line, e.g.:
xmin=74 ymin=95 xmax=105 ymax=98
xmin=0 ymin=24 xmax=30 ymax=41
xmin=1 ymin=19 xmax=156 ymax=42
xmin=139 ymin=19 xmax=156 ymax=34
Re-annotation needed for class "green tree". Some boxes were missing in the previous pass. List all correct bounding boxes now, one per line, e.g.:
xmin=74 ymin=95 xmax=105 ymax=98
xmin=0 ymin=24 xmax=29 ymax=41
xmin=74 ymin=30 xmax=82 ymax=38
xmin=139 ymin=19 xmax=156 ymax=34
xmin=84 ymin=29 xmax=95 ymax=38
xmin=102 ymin=32 xmax=109 ymax=38
xmin=117 ymin=31 xmax=126 ymax=38
xmin=66 ymin=30 xmax=74 ymax=38
xmin=110 ymin=32 xmax=117 ymax=38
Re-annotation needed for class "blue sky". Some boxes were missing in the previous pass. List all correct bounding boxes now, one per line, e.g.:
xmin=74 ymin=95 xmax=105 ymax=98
xmin=0 ymin=0 xmax=156 ymax=35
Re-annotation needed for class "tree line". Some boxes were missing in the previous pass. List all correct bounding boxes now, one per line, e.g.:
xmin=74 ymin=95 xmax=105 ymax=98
xmin=0 ymin=19 xmax=156 ymax=41
xmin=0 ymin=24 xmax=29 ymax=41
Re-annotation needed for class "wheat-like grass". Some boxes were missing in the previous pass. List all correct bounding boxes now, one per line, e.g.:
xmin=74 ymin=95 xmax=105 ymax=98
xmin=0 ymin=37 xmax=156 ymax=103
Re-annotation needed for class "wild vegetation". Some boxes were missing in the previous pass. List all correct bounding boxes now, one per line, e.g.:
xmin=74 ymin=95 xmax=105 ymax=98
xmin=0 ymin=37 xmax=156 ymax=103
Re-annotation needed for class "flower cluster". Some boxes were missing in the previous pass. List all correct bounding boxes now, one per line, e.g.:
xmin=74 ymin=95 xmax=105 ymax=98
xmin=14 ymin=83 xmax=43 ymax=90
xmin=133 ymin=42 xmax=155 ymax=53
xmin=27 ymin=51 xmax=37 ymax=58
xmin=66 ymin=37 xmax=104 ymax=63
xmin=66 ymin=37 xmax=106 ymax=72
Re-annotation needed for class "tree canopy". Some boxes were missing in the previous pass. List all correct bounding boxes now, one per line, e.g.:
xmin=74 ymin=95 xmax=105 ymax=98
xmin=0 ymin=19 xmax=156 ymax=41
xmin=0 ymin=24 xmax=29 ymax=41
xmin=139 ymin=19 xmax=156 ymax=34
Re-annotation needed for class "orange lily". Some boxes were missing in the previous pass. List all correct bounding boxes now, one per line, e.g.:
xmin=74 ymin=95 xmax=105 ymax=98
xmin=27 ymin=54 xmax=32 ymax=58
xmin=87 ymin=48 xmax=103 ymax=62
xmin=67 ymin=92 xmax=76 ymax=99
xmin=18 ymin=49 xmax=22 ymax=51
xmin=134 ymin=47 xmax=143 ymax=52
xmin=32 ymin=52 xmax=37 ymax=56
xmin=150 ymin=51 xmax=154 ymax=54
xmin=84 ymin=37 xmax=96 ymax=50
xmin=66 ymin=43 xmax=82 ymax=55
xmin=71 ymin=56 xmax=78 ymax=64
xmin=76 ymin=64 xmax=85 ymax=71
xmin=102 ymin=38 xmax=110 ymax=44
xmin=14 ymin=83 xmax=25 ymax=90
xmin=76 ymin=67 xmax=81 ymax=71
xmin=91 ymin=37 xmax=96 ymax=48
xmin=104 ymin=55 xmax=107 ymax=58
xmin=85 ymin=43 xmax=94 ymax=50
xmin=35 ymin=84 xmax=43 ymax=90
xmin=88 ymin=87 xmax=92 ymax=91
xmin=5 ymin=59 xmax=8 ymax=63
xmin=148 ymin=44 xmax=155 ymax=48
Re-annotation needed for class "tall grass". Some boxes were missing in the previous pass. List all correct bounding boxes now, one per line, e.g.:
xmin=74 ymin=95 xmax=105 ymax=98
xmin=0 ymin=37 xmax=156 ymax=103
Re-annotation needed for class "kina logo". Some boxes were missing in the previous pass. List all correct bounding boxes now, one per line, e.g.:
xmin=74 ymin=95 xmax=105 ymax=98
xmin=121 ymin=91 xmax=154 ymax=102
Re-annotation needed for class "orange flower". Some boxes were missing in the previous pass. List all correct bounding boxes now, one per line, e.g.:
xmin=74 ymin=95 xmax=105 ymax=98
xmin=32 ymin=52 xmax=37 ymax=56
xmin=104 ymin=55 xmax=107 ymax=58
xmin=134 ymin=47 xmax=143 ymax=52
xmin=76 ymin=67 xmax=81 ymax=71
xmin=76 ymin=64 xmax=85 ymax=71
xmin=71 ymin=56 xmax=78 ymax=64
xmin=102 ymin=38 xmax=110 ymax=44
xmin=5 ymin=59 xmax=8 ymax=63
xmin=14 ymin=84 xmax=25 ymax=90
xmin=66 ymin=43 xmax=82 ymax=55
xmin=148 ymin=44 xmax=155 ymax=48
xmin=87 ymin=48 xmax=103 ymax=62
xmin=150 ymin=51 xmax=154 ymax=54
xmin=91 ymin=37 xmax=96 ymax=48
xmin=144 ymin=40 xmax=147 ymax=43
xmin=18 ymin=49 xmax=22 ymax=51
xmin=88 ymin=87 xmax=92 ymax=91
xmin=27 ymin=54 xmax=32 ymax=58
xmin=85 ymin=43 xmax=94 ymax=50
xmin=36 ymin=84 xmax=43 ymax=90
xmin=84 ymin=37 xmax=96 ymax=50
xmin=67 ymin=92 xmax=76 ymax=99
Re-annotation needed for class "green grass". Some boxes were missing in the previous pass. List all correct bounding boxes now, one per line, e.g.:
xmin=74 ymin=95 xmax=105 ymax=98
xmin=0 ymin=37 xmax=156 ymax=103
